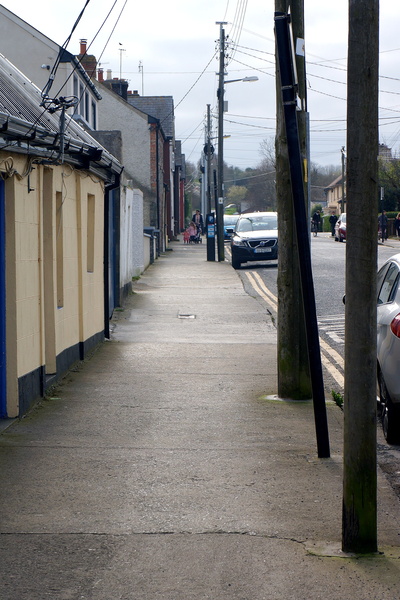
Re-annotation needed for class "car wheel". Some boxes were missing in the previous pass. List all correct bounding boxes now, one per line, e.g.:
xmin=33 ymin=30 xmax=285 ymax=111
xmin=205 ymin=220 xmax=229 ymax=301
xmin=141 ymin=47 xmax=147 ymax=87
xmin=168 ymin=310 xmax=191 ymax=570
xmin=339 ymin=234 xmax=344 ymax=242
xmin=231 ymin=257 xmax=241 ymax=270
xmin=379 ymin=371 xmax=400 ymax=444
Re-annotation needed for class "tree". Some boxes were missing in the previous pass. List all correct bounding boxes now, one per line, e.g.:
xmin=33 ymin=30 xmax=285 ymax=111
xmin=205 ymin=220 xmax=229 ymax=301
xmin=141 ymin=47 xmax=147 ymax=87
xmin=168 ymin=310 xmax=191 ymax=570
xmin=342 ymin=0 xmax=379 ymax=553
xmin=184 ymin=160 xmax=201 ymax=222
xmin=378 ymin=156 xmax=400 ymax=211
xmin=226 ymin=185 xmax=247 ymax=212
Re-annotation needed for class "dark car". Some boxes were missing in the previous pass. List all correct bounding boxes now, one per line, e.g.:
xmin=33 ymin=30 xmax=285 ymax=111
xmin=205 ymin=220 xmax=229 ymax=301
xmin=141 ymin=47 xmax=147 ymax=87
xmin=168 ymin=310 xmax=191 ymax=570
xmin=334 ymin=213 xmax=346 ymax=242
xmin=230 ymin=212 xmax=278 ymax=269
xmin=223 ymin=214 xmax=239 ymax=240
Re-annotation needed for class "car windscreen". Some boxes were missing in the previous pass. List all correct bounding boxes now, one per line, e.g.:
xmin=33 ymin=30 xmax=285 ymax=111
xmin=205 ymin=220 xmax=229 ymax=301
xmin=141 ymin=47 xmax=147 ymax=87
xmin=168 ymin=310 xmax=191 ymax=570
xmin=237 ymin=216 xmax=277 ymax=232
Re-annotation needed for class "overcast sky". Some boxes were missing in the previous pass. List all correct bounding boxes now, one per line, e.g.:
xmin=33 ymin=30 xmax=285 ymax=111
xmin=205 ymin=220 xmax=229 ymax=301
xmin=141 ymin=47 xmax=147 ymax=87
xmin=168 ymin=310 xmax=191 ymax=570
xmin=1 ymin=1 xmax=400 ymax=170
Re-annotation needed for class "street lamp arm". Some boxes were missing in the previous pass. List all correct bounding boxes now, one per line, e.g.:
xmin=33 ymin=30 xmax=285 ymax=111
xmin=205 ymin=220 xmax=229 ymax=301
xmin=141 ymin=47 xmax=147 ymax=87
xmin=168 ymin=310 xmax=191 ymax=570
xmin=225 ymin=76 xmax=259 ymax=84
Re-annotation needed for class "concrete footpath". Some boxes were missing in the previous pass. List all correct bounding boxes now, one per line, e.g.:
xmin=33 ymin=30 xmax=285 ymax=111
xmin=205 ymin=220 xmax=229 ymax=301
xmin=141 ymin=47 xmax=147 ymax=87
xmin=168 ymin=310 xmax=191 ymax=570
xmin=1 ymin=241 xmax=400 ymax=599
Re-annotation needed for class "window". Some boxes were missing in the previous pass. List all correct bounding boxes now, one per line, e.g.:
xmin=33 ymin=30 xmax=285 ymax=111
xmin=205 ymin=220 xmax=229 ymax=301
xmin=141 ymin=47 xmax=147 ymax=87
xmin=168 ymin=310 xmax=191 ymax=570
xmin=92 ymin=101 xmax=97 ymax=130
xmin=85 ymin=92 xmax=89 ymax=121
xmin=87 ymin=194 xmax=95 ymax=272
xmin=56 ymin=191 xmax=64 ymax=308
xmin=73 ymin=75 xmax=78 ymax=99
xmin=377 ymin=263 xmax=400 ymax=305
xmin=79 ymin=83 xmax=84 ymax=117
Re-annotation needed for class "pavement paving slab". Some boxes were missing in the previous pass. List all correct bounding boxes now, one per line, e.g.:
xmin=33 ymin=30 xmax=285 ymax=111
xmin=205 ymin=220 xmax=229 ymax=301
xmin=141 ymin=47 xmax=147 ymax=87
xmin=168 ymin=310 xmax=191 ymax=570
xmin=1 ymin=241 xmax=400 ymax=599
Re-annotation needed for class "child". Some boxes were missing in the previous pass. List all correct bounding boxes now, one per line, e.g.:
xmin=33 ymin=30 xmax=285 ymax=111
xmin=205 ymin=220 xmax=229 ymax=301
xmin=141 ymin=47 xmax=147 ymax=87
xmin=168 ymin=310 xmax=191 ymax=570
xmin=187 ymin=221 xmax=197 ymax=243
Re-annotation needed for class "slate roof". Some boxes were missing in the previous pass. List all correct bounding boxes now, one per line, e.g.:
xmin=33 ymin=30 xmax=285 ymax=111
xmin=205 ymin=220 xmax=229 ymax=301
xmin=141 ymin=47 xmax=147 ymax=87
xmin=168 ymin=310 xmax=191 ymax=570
xmin=324 ymin=174 xmax=344 ymax=191
xmin=127 ymin=95 xmax=175 ymax=139
xmin=0 ymin=54 xmax=121 ymax=179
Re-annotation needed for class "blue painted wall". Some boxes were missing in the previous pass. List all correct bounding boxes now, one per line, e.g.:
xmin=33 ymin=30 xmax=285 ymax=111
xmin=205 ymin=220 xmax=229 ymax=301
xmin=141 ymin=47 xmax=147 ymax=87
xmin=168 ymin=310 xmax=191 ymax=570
xmin=0 ymin=180 xmax=6 ymax=417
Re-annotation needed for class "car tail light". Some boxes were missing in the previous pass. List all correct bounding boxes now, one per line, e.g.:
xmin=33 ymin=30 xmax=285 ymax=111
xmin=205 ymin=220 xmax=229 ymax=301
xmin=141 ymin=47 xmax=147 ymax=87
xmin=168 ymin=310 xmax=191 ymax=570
xmin=390 ymin=313 xmax=400 ymax=338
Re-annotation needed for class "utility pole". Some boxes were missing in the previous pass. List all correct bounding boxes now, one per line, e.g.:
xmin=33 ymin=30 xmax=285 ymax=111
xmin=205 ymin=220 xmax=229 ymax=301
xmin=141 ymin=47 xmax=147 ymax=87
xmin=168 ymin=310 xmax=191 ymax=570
xmin=275 ymin=8 xmax=330 ymax=458
xmin=341 ymin=146 xmax=346 ymax=212
xmin=342 ymin=0 xmax=379 ymax=554
xmin=206 ymin=104 xmax=212 ymax=215
xmin=216 ymin=21 xmax=227 ymax=263
xmin=205 ymin=104 xmax=216 ymax=262
xmin=138 ymin=61 xmax=144 ymax=95
xmin=275 ymin=0 xmax=311 ymax=400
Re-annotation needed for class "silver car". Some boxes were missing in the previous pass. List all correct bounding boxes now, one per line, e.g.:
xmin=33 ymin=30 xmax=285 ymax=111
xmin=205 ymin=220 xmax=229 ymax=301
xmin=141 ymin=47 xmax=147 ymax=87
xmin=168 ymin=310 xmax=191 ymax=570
xmin=377 ymin=253 xmax=400 ymax=443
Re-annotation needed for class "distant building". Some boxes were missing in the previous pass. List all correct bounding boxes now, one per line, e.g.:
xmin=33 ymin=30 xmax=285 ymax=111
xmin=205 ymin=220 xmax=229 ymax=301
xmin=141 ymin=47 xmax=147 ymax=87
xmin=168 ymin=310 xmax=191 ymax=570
xmin=324 ymin=174 xmax=345 ymax=215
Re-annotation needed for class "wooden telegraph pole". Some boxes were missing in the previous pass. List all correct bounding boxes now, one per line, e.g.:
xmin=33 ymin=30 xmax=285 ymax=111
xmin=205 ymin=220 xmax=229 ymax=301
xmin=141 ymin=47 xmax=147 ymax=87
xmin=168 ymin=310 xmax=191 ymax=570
xmin=275 ymin=0 xmax=311 ymax=400
xmin=342 ymin=0 xmax=379 ymax=553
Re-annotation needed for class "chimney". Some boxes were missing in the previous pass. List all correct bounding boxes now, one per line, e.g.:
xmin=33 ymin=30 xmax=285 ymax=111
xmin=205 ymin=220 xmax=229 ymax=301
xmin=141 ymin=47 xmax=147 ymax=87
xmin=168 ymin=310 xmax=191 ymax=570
xmin=106 ymin=69 xmax=112 ymax=80
xmin=77 ymin=38 xmax=97 ymax=79
xmin=98 ymin=68 xmax=104 ymax=82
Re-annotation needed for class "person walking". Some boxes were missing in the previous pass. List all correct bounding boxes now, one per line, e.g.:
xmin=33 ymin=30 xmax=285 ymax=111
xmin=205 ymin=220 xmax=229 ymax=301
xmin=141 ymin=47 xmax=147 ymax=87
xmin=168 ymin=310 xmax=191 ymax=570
xmin=378 ymin=210 xmax=388 ymax=242
xmin=395 ymin=212 xmax=400 ymax=238
xmin=192 ymin=209 xmax=204 ymax=235
xmin=311 ymin=210 xmax=321 ymax=236
xmin=329 ymin=213 xmax=338 ymax=237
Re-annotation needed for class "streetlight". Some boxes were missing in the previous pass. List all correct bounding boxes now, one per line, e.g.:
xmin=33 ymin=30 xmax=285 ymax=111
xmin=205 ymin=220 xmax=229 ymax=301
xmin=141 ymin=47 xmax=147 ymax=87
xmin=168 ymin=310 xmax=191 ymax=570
xmin=216 ymin=22 xmax=258 ymax=262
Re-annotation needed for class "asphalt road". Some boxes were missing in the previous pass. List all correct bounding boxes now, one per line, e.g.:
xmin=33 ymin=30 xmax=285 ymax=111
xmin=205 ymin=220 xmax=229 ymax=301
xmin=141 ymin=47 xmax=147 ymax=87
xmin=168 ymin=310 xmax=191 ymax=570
xmin=226 ymin=234 xmax=400 ymax=500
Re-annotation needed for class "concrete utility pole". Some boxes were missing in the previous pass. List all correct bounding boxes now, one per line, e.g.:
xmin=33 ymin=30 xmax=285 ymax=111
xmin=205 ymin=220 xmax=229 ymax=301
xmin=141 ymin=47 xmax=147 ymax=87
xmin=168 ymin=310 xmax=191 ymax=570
xmin=275 ymin=0 xmax=311 ymax=400
xmin=342 ymin=0 xmax=379 ymax=554
xmin=216 ymin=21 xmax=227 ymax=263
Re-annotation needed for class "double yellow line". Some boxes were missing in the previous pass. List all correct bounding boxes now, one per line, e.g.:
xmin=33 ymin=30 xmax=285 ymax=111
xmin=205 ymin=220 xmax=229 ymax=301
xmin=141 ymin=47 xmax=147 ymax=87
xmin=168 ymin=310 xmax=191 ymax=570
xmin=243 ymin=271 xmax=344 ymax=389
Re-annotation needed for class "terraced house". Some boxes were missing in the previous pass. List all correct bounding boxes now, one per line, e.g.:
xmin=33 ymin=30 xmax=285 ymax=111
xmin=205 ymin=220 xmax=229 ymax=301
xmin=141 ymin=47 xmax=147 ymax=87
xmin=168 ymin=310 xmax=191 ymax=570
xmin=0 ymin=54 xmax=122 ymax=419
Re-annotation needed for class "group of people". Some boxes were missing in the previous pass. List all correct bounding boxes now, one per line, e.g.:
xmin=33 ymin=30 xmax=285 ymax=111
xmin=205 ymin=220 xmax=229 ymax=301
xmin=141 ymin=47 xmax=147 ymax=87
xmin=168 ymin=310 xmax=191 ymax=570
xmin=183 ymin=209 xmax=204 ymax=244
xmin=378 ymin=211 xmax=400 ymax=241
xmin=319 ymin=210 xmax=400 ymax=241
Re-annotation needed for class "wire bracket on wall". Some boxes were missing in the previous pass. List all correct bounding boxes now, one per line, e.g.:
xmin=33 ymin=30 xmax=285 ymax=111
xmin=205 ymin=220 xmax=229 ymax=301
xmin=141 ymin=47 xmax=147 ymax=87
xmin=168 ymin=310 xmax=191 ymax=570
xmin=39 ymin=96 xmax=78 ymax=165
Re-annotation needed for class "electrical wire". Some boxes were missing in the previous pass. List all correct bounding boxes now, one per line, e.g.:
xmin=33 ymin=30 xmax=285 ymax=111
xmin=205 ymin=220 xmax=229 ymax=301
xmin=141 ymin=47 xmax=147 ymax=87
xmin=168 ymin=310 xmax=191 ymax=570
xmin=65 ymin=0 xmax=128 ymax=133
xmin=41 ymin=0 xmax=92 ymax=101
xmin=226 ymin=0 xmax=248 ymax=66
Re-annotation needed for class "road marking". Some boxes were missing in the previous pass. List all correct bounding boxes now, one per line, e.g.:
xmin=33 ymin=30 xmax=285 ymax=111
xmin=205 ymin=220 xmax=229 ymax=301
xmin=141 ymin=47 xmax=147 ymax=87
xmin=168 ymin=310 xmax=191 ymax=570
xmin=242 ymin=270 xmax=344 ymax=389
xmin=243 ymin=271 xmax=278 ymax=312
xmin=318 ymin=315 xmax=345 ymax=344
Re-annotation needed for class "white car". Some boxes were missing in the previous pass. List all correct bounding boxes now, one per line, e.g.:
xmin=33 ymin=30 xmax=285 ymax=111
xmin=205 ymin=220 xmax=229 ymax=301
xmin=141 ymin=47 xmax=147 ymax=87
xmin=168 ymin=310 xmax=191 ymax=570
xmin=377 ymin=253 xmax=400 ymax=443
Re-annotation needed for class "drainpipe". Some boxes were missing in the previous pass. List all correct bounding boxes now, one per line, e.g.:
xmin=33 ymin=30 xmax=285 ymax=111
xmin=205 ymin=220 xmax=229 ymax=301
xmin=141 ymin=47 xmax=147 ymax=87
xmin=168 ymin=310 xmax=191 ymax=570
xmin=155 ymin=120 xmax=161 ymax=254
xmin=104 ymin=174 xmax=121 ymax=339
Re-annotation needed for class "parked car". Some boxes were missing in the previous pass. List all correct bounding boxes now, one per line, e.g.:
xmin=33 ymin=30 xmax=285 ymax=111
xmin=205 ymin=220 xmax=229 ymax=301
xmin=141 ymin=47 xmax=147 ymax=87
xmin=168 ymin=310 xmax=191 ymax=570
xmin=334 ymin=213 xmax=346 ymax=242
xmin=230 ymin=212 xmax=278 ymax=269
xmin=223 ymin=214 xmax=239 ymax=240
xmin=377 ymin=253 xmax=400 ymax=443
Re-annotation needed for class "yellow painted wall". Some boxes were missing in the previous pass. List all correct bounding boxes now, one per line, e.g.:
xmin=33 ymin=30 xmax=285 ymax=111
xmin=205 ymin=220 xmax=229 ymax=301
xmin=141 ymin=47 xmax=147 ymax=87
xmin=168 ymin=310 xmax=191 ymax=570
xmin=1 ymin=152 xmax=105 ymax=413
